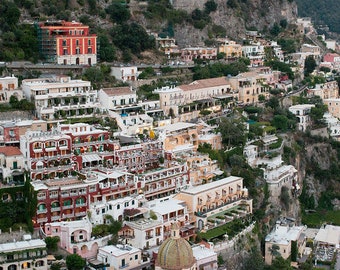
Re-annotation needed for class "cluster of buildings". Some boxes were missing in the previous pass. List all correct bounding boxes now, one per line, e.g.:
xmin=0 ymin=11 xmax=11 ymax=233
xmin=0 ymin=114 xmax=253 ymax=269
xmin=2 ymin=16 xmax=340 ymax=270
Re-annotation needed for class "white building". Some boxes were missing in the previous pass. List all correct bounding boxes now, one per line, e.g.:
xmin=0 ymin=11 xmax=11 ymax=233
xmin=97 ymin=244 xmax=147 ymax=270
xmin=289 ymin=104 xmax=315 ymax=131
xmin=0 ymin=76 xmax=23 ymax=103
xmin=22 ymin=75 xmax=100 ymax=121
xmin=89 ymin=195 xmax=140 ymax=224
xmin=124 ymin=218 xmax=164 ymax=249
xmin=265 ymin=219 xmax=306 ymax=265
xmin=98 ymin=87 xmax=137 ymax=111
xmin=323 ymin=113 xmax=340 ymax=141
xmin=0 ymin=236 xmax=48 ymax=270
xmin=192 ymin=243 xmax=218 ymax=270
xmin=261 ymin=157 xmax=298 ymax=197
xmin=110 ymin=66 xmax=139 ymax=82
xmin=314 ymin=225 xmax=340 ymax=248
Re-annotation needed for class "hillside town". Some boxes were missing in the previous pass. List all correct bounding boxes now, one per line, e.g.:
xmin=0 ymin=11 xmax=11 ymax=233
xmin=1 ymin=14 xmax=340 ymax=270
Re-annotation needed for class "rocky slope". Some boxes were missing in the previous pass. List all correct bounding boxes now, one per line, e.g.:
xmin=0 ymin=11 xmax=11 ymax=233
xmin=172 ymin=0 xmax=298 ymax=46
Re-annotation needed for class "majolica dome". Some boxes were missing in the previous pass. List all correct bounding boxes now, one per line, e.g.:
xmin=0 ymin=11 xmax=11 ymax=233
xmin=157 ymin=222 xmax=195 ymax=270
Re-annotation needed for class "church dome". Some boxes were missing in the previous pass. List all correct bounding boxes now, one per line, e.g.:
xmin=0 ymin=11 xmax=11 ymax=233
xmin=156 ymin=222 xmax=195 ymax=270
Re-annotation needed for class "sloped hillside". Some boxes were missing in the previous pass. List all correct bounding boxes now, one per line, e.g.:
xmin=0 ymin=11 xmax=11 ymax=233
xmin=0 ymin=0 xmax=298 ymax=62
xmin=295 ymin=0 xmax=340 ymax=33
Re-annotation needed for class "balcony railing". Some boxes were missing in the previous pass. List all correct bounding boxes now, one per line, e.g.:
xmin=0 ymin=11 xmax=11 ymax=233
xmin=75 ymin=211 xmax=86 ymax=217
xmin=51 ymin=215 xmax=61 ymax=221
xmin=37 ymin=217 xmax=48 ymax=223
xmin=119 ymin=264 xmax=129 ymax=269
xmin=75 ymin=202 xmax=87 ymax=207
xmin=37 ymin=209 xmax=47 ymax=214
xmin=63 ymin=205 xmax=73 ymax=209
xmin=51 ymin=207 xmax=61 ymax=212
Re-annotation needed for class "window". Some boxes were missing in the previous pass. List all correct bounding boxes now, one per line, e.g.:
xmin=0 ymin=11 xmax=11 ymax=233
xmin=117 ymin=204 xmax=120 ymax=210
xmin=76 ymin=48 xmax=80 ymax=54
xmin=63 ymin=49 xmax=68 ymax=55
xmin=88 ymin=48 xmax=92 ymax=54
xmin=135 ymin=254 xmax=138 ymax=260
xmin=62 ymin=40 xmax=67 ymax=46
xmin=76 ymin=40 xmax=79 ymax=46
xmin=88 ymin=40 xmax=91 ymax=45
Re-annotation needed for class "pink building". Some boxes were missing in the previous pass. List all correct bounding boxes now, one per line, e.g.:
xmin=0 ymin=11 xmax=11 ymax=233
xmin=44 ymin=218 xmax=110 ymax=258
xmin=181 ymin=47 xmax=217 ymax=63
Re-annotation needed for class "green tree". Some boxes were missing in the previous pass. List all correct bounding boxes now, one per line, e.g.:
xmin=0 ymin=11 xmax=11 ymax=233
xmin=291 ymin=240 xmax=297 ymax=262
xmin=271 ymin=255 xmax=292 ymax=269
xmin=271 ymin=115 xmax=289 ymax=131
xmin=204 ymin=0 xmax=218 ymax=13
xmin=45 ymin=236 xmax=60 ymax=252
xmin=50 ymin=262 xmax=62 ymax=270
xmin=270 ymin=23 xmax=281 ymax=36
xmin=219 ymin=118 xmax=246 ymax=147
xmin=242 ymin=248 xmax=264 ymax=270
xmin=66 ymin=254 xmax=86 ymax=270
xmin=269 ymin=244 xmax=280 ymax=261
xmin=106 ymin=2 xmax=130 ymax=24
xmin=9 ymin=95 xmax=19 ymax=107
xmin=304 ymin=55 xmax=316 ymax=76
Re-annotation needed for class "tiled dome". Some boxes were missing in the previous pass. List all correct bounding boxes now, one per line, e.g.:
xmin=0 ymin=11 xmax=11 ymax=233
xmin=157 ymin=222 xmax=195 ymax=270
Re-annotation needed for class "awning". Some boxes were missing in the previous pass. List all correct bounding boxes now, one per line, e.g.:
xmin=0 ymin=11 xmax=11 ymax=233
xmin=82 ymin=154 xmax=102 ymax=163
xmin=213 ymin=169 xmax=224 ymax=176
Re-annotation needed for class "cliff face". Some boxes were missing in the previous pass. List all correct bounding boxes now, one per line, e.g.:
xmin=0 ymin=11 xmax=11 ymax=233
xmin=172 ymin=0 xmax=298 ymax=47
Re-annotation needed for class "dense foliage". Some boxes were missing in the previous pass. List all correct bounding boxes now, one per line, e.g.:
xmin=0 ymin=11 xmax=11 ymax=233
xmin=295 ymin=0 xmax=340 ymax=33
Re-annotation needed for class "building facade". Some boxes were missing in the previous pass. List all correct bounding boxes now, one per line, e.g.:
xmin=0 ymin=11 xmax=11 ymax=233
xmin=0 ymin=76 xmax=22 ymax=103
xmin=36 ymin=20 xmax=97 ymax=65
xmin=22 ymin=76 xmax=100 ymax=121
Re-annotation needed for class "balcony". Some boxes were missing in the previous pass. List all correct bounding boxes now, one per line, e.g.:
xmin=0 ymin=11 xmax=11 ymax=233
xmin=37 ymin=209 xmax=47 ymax=214
xmin=51 ymin=207 xmax=61 ymax=212
xmin=75 ymin=211 xmax=86 ymax=217
xmin=51 ymin=215 xmax=61 ymax=221
xmin=37 ymin=217 xmax=48 ymax=223
xmin=63 ymin=205 xmax=73 ymax=209
xmin=45 ymin=145 xmax=57 ymax=152
xmin=145 ymin=235 xmax=153 ymax=239
xmin=119 ymin=264 xmax=129 ymax=269
xmin=75 ymin=202 xmax=87 ymax=207
xmin=33 ymin=147 xmax=43 ymax=153
xmin=63 ymin=213 xmax=74 ymax=218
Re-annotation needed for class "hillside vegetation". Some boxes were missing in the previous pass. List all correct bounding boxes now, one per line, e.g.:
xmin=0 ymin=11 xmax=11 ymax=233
xmin=0 ymin=0 xmax=297 ymax=63
xmin=295 ymin=0 xmax=340 ymax=33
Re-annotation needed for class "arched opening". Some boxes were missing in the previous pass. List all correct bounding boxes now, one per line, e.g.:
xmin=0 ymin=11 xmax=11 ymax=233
xmin=76 ymin=58 xmax=80 ymax=65
xmin=8 ymin=265 xmax=17 ymax=270
xmin=35 ymin=260 xmax=44 ymax=267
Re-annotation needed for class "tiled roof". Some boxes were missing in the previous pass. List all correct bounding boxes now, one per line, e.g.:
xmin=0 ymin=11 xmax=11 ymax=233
xmin=102 ymin=87 xmax=133 ymax=96
xmin=0 ymin=146 xmax=22 ymax=156
xmin=178 ymin=77 xmax=230 ymax=91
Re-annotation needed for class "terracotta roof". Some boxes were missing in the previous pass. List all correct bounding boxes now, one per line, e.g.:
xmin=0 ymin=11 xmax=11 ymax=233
xmin=102 ymin=87 xmax=133 ymax=96
xmin=178 ymin=77 xmax=230 ymax=91
xmin=0 ymin=146 xmax=22 ymax=156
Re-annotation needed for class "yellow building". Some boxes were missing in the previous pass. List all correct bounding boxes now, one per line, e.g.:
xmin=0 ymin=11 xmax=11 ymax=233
xmin=156 ymin=122 xmax=199 ymax=153
xmin=229 ymin=67 xmax=275 ymax=104
xmin=218 ymin=40 xmax=243 ymax=59
xmin=175 ymin=176 xmax=252 ymax=230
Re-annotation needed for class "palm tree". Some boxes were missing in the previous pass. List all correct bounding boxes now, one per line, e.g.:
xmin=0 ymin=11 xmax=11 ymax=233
xmin=270 ymin=244 xmax=281 ymax=262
